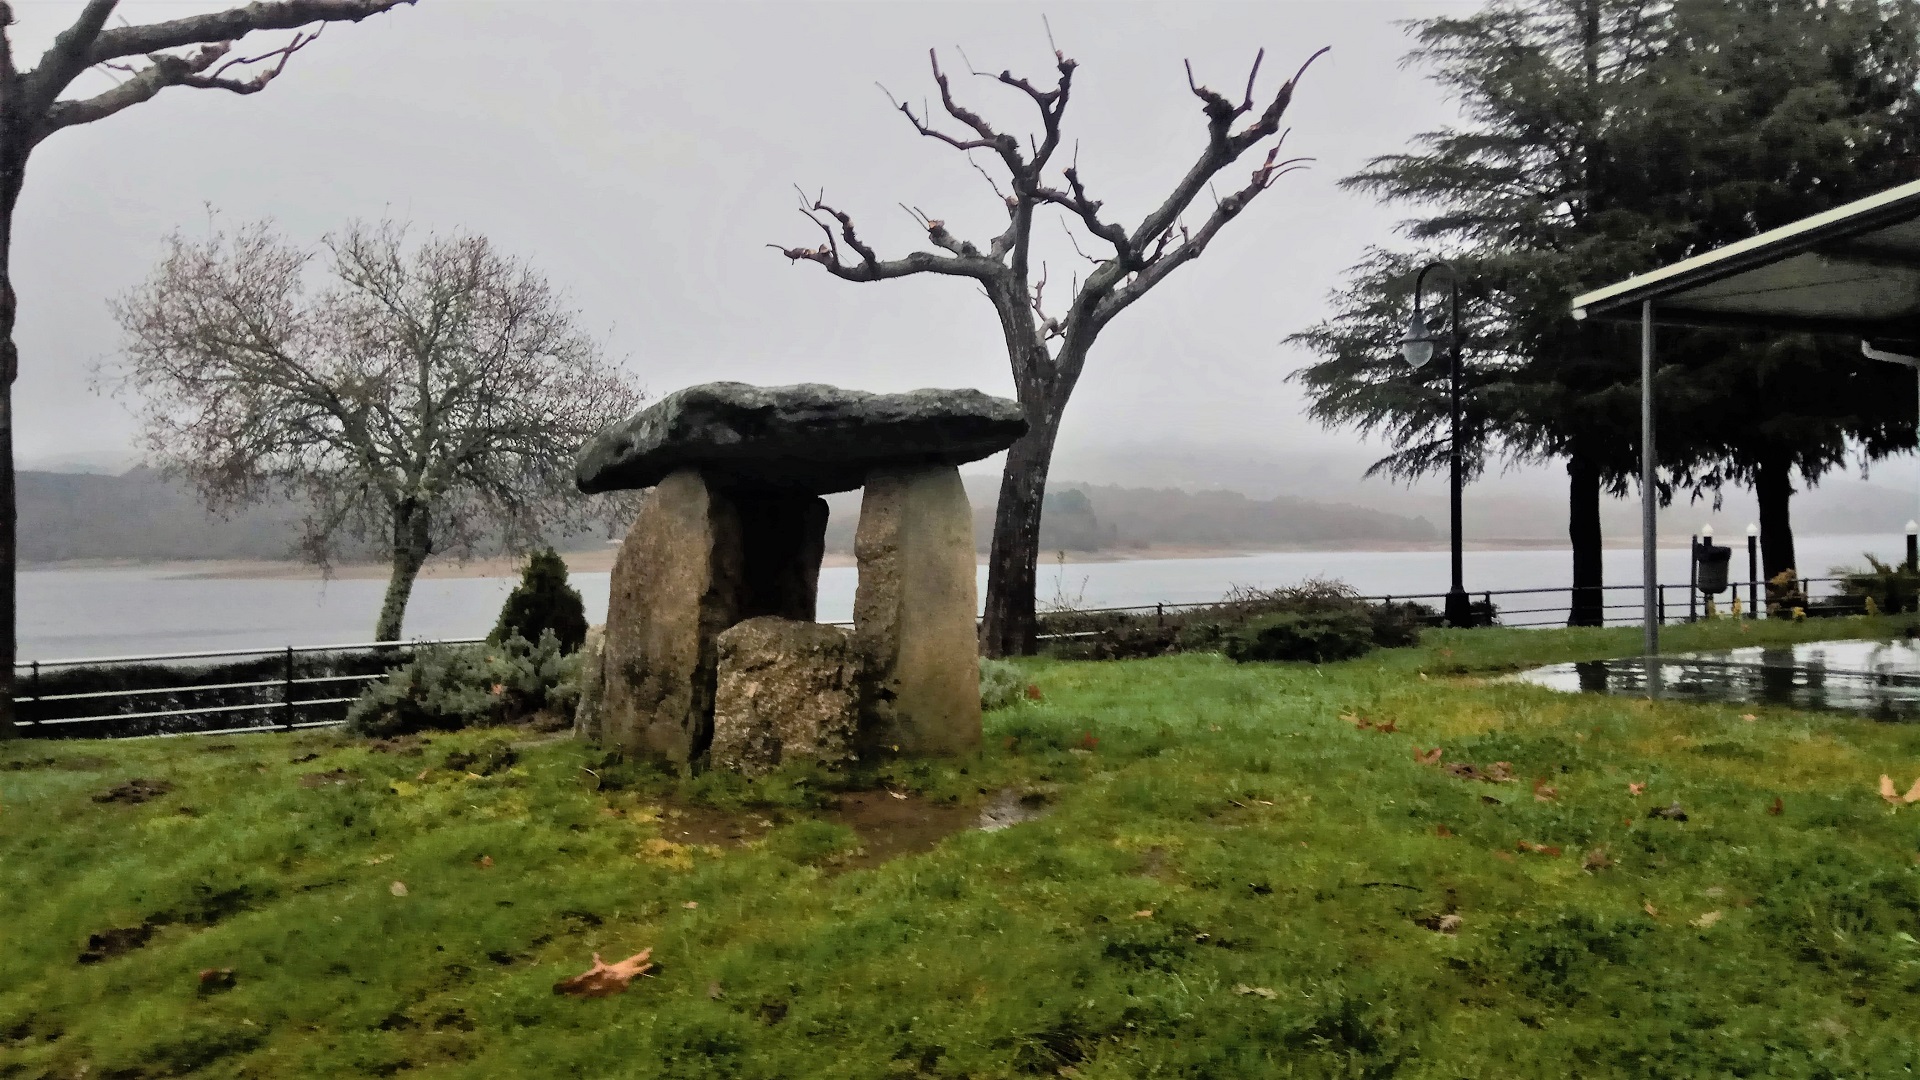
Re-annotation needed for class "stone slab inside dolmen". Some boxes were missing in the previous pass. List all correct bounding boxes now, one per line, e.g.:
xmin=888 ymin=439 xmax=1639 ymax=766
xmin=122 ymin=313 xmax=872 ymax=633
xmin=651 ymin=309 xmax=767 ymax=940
xmin=571 ymin=381 xmax=1027 ymax=775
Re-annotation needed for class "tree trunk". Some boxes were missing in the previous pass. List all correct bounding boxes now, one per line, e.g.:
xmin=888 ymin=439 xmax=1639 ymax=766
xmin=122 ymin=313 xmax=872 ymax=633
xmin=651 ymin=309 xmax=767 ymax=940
xmin=979 ymin=410 xmax=1061 ymax=659
xmin=0 ymin=135 xmax=25 ymax=737
xmin=375 ymin=498 xmax=432 ymax=641
xmin=1755 ymin=453 xmax=1797 ymax=586
xmin=1567 ymin=452 xmax=1604 ymax=626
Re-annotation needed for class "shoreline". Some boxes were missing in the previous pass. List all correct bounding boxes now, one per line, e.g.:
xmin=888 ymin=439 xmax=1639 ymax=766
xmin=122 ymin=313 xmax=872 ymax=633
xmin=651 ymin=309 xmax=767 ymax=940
xmin=24 ymin=537 xmax=1723 ymax=581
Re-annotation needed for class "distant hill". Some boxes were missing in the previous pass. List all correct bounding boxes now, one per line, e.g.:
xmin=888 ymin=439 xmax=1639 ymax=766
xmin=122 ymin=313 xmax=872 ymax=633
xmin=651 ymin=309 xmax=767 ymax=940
xmin=16 ymin=469 xmax=607 ymax=565
xmin=821 ymin=478 xmax=1436 ymax=554
xmin=20 ymin=468 xmax=1437 ymax=565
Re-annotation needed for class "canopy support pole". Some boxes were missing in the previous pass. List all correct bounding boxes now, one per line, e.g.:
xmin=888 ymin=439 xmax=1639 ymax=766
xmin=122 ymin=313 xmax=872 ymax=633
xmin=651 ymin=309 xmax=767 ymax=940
xmin=1642 ymin=300 xmax=1659 ymax=659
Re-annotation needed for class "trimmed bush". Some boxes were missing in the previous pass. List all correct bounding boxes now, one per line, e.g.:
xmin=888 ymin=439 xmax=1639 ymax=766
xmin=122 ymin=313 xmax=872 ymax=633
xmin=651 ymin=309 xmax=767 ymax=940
xmin=345 ymin=631 xmax=580 ymax=737
xmin=1224 ymin=607 xmax=1377 ymax=664
xmin=491 ymin=548 xmax=588 ymax=654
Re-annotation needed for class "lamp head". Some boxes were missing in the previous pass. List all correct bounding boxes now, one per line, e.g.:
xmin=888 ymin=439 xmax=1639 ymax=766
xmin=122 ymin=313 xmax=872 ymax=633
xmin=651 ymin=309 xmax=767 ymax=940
xmin=1746 ymin=523 xmax=1759 ymax=538
xmin=1907 ymin=520 xmax=1918 ymax=536
xmin=1398 ymin=310 xmax=1439 ymax=369
xmin=1700 ymin=524 xmax=1713 ymax=539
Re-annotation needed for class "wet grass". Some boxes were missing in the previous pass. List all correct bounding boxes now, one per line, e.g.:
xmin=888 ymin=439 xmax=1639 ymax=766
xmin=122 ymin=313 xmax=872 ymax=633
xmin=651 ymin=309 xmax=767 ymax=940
xmin=4 ymin=616 xmax=1920 ymax=1077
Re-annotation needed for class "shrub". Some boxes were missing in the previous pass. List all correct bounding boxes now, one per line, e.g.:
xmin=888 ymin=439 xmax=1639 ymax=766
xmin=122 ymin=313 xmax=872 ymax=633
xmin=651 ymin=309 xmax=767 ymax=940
xmin=491 ymin=548 xmax=588 ymax=654
xmin=1369 ymin=601 xmax=1432 ymax=647
xmin=1224 ymin=607 xmax=1377 ymax=664
xmin=980 ymin=659 xmax=1028 ymax=712
xmin=345 ymin=631 xmax=580 ymax=737
xmin=1834 ymin=555 xmax=1920 ymax=616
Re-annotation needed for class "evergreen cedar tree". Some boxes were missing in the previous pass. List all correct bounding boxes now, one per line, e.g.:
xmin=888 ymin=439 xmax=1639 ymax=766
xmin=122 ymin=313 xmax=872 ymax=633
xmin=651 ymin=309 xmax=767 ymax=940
xmin=0 ymin=0 xmax=417 ymax=737
xmin=491 ymin=548 xmax=589 ymax=655
xmin=776 ymin=42 xmax=1326 ymax=657
xmin=1291 ymin=0 xmax=1920 ymax=625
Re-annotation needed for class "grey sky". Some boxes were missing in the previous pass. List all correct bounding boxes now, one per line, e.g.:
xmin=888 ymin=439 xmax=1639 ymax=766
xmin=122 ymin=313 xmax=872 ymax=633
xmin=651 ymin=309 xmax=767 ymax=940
xmin=11 ymin=0 xmax=1466 ymax=463
xmin=11 ymin=0 xmax=1919 ymax=538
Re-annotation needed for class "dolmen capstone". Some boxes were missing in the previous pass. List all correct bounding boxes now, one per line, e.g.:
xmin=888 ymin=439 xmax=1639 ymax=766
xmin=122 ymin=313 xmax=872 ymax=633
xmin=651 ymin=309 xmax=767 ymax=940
xmin=572 ymin=382 xmax=1027 ymax=774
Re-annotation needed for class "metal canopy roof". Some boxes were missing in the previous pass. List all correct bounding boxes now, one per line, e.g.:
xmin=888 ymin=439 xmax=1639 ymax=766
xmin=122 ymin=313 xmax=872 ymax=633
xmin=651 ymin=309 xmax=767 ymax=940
xmin=1570 ymin=177 xmax=1920 ymax=333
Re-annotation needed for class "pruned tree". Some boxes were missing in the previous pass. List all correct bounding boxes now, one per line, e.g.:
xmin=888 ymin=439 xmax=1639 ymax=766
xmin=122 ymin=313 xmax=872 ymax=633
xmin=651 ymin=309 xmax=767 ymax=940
xmin=111 ymin=219 xmax=643 ymax=640
xmin=0 ymin=0 xmax=416 ymax=732
xmin=776 ymin=40 xmax=1325 ymax=657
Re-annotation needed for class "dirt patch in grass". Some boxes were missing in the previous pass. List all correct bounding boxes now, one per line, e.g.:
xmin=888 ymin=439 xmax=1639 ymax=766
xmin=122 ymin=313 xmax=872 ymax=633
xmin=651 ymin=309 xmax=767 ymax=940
xmin=76 ymin=924 xmax=155 ymax=964
xmin=651 ymin=787 xmax=1046 ymax=870
xmin=91 ymin=778 xmax=172 ymax=804
xmin=298 ymin=768 xmax=359 ymax=788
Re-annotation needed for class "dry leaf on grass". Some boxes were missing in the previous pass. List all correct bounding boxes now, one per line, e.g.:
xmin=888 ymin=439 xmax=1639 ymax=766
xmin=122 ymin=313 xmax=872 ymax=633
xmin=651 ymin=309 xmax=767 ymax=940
xmin=1740 ymin=713 xmax=1757 ymax=722
xmin=683 ymin=901 xmax=698 ymax=909
xmin=1532 ymin=778 xmax=1558 ymax=803
xmin=1132 ymin=909 xmax=1154 ymax=920
xmin=1643 ymin=901 xmax=1660 ymax=918
xmin=1767 ymin=797 xmax=1784 ymax=816
xmin=1516 ymin=840 xmax=1563 ymax=856
xmin=476 ymin=855 xmax=493 ymax=869
xmin=553 ymin=949 xmax=654 ymax=998
xmin=1628 ymin=782 xmax=1647 ymax=796
xmin=1878 ymin=775 xmax=1920 ymax=805
xmin=1690 ymin=910 xmax=1723 ymax=929
xmin=389 ymin=881 xmax=408 ymax=897
xmin=1582 ymin=847 xmax=1612 ymax=871
xmin=1414 ymin=746 xmax=1444 ymax=766
xmin=1233 ymin=984 xmax=1278 ymax=999
xmin=1434 ymin=824 xmax=1455 ymax=838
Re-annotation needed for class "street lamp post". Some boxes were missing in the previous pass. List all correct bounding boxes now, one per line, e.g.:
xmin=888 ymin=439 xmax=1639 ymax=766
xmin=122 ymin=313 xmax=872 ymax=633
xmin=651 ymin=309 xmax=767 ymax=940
xmin=1399 ymin=261 xmax=1472 ymax=628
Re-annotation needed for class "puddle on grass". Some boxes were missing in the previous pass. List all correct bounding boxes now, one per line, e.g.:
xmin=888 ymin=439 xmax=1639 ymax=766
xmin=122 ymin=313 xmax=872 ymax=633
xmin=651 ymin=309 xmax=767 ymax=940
xmin=650 ymin=787 xmax=1051 ymax=870
xmin=1514 ymin=638 xmax=1920 ymax=720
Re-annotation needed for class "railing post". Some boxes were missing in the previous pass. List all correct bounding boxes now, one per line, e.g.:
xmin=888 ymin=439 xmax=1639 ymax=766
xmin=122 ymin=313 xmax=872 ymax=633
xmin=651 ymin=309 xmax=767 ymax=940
xmin=1156 ymin=602 xmax=1164 ymax=627
xmin=282 ymin=646 xmax=296 ymax=731
xmin=1658 ymin=584 xmax=1668 ymax=626
xmin=28 ymin=660 xmax=39 ymax=728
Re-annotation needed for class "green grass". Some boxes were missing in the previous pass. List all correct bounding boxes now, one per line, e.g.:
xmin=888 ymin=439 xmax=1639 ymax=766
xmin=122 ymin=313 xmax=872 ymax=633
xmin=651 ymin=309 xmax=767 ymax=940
xmin=5 ymin=617 xmax=1920 ymax=1078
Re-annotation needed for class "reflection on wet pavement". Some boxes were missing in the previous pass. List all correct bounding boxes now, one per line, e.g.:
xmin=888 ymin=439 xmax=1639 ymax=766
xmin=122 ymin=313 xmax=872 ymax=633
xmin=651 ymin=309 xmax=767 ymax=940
xmin=1512 ymin=638 xmax=1920 ymax=720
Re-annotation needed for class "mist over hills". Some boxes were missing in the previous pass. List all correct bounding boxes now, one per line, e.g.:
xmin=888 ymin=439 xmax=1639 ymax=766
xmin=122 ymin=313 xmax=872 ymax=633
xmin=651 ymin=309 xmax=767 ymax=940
xmin=20 ymin=467 xmax=1438 ymax=565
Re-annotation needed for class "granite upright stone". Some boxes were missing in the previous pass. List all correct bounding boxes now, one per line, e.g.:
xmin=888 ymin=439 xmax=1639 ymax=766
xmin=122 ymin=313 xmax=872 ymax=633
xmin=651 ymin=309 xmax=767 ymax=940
xmin=852 ymin=464 xmax=983 ymax=756
xmin=710 ymin=617 xmax=859 ymax=777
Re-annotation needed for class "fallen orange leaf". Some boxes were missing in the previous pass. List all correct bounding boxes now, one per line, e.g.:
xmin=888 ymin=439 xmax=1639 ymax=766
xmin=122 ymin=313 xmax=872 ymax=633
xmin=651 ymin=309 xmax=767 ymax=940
xmin=1024 ymin=684 xmax=1043 ymax=701
xmin=1691 ymin=910 xmax=1723 ymax=929
xmin=1414 ymin=746 xmax=1443 ymax=766
xmin=1375 ymin=719 xmax=1398 ymax=734
xmin=476 ymin=855 xmax=493 ymax=869
xmin=1740 ymin=713 xmax=1757 ymax=722
xmin=1643 ymin=901 xmax=1660 ymax=918
xmin=1766 ymin=796 xmax=1783 ymax=816
xmin=1434 ymin=824 xmax=1454 ymax=838
xmin=553 ymin=949 xmax=654 ymax=998
xmin=1131 ymin=909 xmax=1154 ymax=920
xmin=1533 ymin=778 xmax=1558 ymax=803
xmin=1877 ymin=775 xmax=1920 ymax=805
xmin=1628 ymin=782 xmax=1646 ymax=796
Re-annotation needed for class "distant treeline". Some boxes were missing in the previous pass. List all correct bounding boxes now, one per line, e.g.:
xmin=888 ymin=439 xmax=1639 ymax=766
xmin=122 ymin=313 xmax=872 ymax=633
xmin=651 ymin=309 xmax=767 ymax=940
xmin=823 ymin=480 xmax=1436 ymax=554
xmin=21 ymin=468 xmax=1434 ymax=565
xmin=17 ymin=469 xmax=610 ymax=564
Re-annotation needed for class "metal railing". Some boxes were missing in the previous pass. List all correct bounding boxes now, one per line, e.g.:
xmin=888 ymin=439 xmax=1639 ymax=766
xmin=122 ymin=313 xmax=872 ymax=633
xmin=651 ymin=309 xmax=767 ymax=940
xmin=9 ymin=572 xmax=1876 ymax=738
xmin=1033 ymin=574 xmax=1864 ymax=637
xmin=13 ymin=638 xmax=484 ymax=739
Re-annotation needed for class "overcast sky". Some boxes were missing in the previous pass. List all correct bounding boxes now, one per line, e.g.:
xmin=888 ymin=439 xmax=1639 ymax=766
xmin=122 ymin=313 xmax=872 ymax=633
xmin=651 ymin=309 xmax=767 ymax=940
xmin=10 ymin=0 xmax=1918 ymax=530
xmin=10 ymin=0 xmax=1471 ymax=466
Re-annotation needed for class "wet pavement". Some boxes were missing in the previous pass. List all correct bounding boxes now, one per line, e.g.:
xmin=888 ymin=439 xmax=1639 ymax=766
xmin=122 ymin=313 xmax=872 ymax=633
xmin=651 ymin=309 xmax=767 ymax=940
xmin=1512 ymin=638 xmax=1920 ymax=720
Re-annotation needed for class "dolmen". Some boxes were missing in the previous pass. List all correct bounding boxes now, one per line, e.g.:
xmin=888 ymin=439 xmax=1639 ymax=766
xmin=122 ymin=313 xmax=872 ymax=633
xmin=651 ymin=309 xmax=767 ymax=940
xmin=571 ymin=382 xmax=1027 ymax=774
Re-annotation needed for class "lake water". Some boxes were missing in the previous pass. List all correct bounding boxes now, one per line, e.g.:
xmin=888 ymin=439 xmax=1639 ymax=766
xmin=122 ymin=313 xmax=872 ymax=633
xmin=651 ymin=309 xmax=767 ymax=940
xmin=1513 ymin=638 xmax=1920 ymax=721
xmin=18 ymin=533 xmax=1901 ymax=662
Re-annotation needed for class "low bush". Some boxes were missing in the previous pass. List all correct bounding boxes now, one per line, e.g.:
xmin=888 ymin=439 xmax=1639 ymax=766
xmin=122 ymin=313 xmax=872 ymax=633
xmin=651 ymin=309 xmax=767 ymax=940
xmin=979 ymin=658 xmax=1028 ymax=712
xmin=1224 ymin=607 xmax=1377 ymax=664
xmin=1833 ymin=555 xmax=1920 ymax=616
xmin=345 ymin=631 xmax=581 ymax=737
xmin=1038 ymin=577 xmax=1437 ymax=662
xmin=491 ymin=548 xmax=589 ymax=654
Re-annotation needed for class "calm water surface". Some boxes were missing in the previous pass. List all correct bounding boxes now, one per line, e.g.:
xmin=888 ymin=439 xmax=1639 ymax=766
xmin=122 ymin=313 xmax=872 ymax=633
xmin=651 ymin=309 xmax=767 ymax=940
xmin=18 ymin=533 xmax=1899 ymax=661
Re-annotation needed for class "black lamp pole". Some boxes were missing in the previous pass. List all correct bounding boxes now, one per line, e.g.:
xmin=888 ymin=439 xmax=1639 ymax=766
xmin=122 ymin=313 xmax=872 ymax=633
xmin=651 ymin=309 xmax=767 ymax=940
xmin=1402 ymin=261 xmax=1472 ymax=628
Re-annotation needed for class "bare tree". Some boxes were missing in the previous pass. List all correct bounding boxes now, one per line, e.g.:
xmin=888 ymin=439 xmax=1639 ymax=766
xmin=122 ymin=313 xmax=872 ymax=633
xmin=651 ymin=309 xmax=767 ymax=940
xmin=776 ymin=40 xmax=1325 ymax=657
xmin=0 ymin=0 xmax=415 ymax=731
xmin=111 ymin=219 xmax=643 ymax=640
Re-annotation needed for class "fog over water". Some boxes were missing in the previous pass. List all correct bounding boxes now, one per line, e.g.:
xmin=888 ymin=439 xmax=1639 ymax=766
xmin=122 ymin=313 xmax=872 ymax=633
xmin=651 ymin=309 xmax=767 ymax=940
xmin=23 ymin=535 xmax=1899 ymax=661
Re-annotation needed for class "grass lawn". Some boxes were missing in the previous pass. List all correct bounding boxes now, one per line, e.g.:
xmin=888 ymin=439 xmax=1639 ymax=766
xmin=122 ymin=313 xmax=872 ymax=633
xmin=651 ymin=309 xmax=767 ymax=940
xmin=4 ymin=617 xmax=1920 ymax=1078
